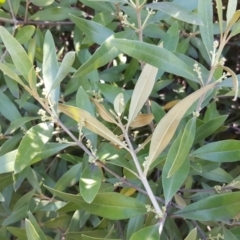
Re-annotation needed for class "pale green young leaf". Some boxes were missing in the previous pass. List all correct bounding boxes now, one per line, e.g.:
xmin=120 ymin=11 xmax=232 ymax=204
xmin=227 ymin=0 xmax=237 ymax=25
xmin=184 ymin=228 xmax=197 ymax=240
xmin=14 ymin=122 xmax=53 ymax=173
xmin=44 ymin=185 xmax=146 ymax=220
xmin=127 ymin=64 xmax=158 ymax=128
xmin=114 ymin=93 xmax=125 ymax=116
xmin=27 ymin=212 xmax=48 ymax=240
xmin=25 ymin=219 xmax=41 ymax=240
xmin=58 ymin=104 xmax=126 ymax=149
xmin=80 ymin=164 xmax=103 ymax=203
xmin=226 ymin=10 xmax=240 ymax=33
xmin=15 ymin=25 xmax=35 ymax=44
xmin=167 ymin=117 xmax=196 ymax=178
xmin=130 ymin=224 xmax=159 ymax=240
xmin=163 ymin=156 xmax=190 ymax=204
xmin=70 ymin=15 xmax=113 ymax=45
xmin=229 ymin=20 xmax=240 ymax=38
xmin=108 ymin=39 xmax=197 ymax=81
xmin=198 ymin=0 xmax=214 ymax=61
xmin=0 ymin=150 xmax=16 ymax=174
xmin=0 ymin=26 xmax=33 ymax=80
xmin=146 ymin=82 xmax=216 ymax=173
xmin=50 ymin=51 xmax=75 ymax=91
xmin=215 ymin=0 xmax=223 ymax=37
xmin=146 ymin=2 xmax=202 ymax=25
xmin=43 ymin=30 xmax=59 ymax=109
xmin=175 ymin=192 xmax=240 ymax=221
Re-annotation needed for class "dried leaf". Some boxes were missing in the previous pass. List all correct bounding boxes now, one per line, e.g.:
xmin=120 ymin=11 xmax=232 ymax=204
xmin=145 ymin=82 xmax=216 ymax=173
xmin=163 ymin=100 xmax=180 ymax=110
xmin=58 ymin=104 xmax=126 ymax=149
xmin=90 ymin=98 xmax=117 ymax=124
xmin=127 ymin=64 xmax=158 ymax=128
xmin=129 ymin=114 xmax=154 ymax=128
xmin=218 ymin=65 xmax=238 ymax=101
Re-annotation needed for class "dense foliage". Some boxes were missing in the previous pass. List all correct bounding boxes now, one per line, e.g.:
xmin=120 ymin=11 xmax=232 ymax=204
xmin=1 ymin=0 xmax=240 ymax=239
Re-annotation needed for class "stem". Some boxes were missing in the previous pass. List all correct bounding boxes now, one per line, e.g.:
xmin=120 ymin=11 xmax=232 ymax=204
xmin=120 ymin=123 xmax=162 ymax=216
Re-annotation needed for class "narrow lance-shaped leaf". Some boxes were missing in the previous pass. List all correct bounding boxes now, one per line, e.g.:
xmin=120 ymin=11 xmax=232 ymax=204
xmin=184 ymin=228 xmax=197 ymax=240
xmin=70 ymin=14 xmax=113 ymax=45
xmin=226 ymin=10 xmax=240 ymax=33
xmin=114 ymin=93 xmax=125 ymax=116
xmin=175 ymin=192 xmax=240 ymax=221
xmin=44 ymin=185 xmax=146 ymax=220
xmin=215 ymin=0 xmax=223 ymax=37
xmin=50 ymin=51 xmax=75 ymax=91
xmin=167 ymin=117 xmax=196 ymax=178
xmin=218 ymin=65 xmax=239 ymax=101
xmin=0 ymin=26 xmax=33 ymax=80
xmin=43 ymin=30 xmax=59 ymax=110
xmin=25 ymin=219 xmax=41 ymax=240
xmin=198 ymin=0 xmax=214 ymax=61
xmin=146 ymin=2 xmax=203 ymax=25
xmin=227 ymin=0 xmax=237 ymax=25
xmin=108 ymin=39 xmax=197 ymax=81
xmin=58 ymin=104 xmax=126 ymax=149
xmin=73 ymin=30 xmax=135 ymax=78
xmin=14 ymin=122 xmax=53 ymax=173
xmin=130 ymin=114 xmax=154 ymax=129
xmin=127 ymin=63 xmax=158 ymax=128
xmin=145 ymin=82 xmax=216 ymax=174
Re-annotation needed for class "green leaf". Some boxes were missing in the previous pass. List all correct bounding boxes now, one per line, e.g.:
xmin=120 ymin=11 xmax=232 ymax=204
xmin=31 ymin=142 xmax=73 ymax=165
xmin=130 ymin=224 xmax=159 ymax=240
xmin=198 ymin=0 xmax=214 ymax=61
xmin=0 ymin=90 xmax=22 ymax=121
xmin=15 ymin=25 xmax=35 ymax=44
xmin=7 ymin=227 xmax=27 ymax=240
xmin=25 ymin=219 xmax=41 ymax=240
xmin=194 ymin=115 xmax=228 ymax=144
xmin=127 ymin=63 xmax=158 ymax=128
xmin=55 ymin=163 xmax=81 ymax=192
xmin=184 ymin=228 xmax=197 ymax=240
xmin=145 ymin=82 xmax=216 ymax=173
xmin=80 ymin=164 xmax=103 ymax=203
xmin=0 ymin=26 xmax=33 ymax=80
xmin=0 ymin=150 xmax=16 ymax=174
xmin=50 ymin=51 xmax=75 ymax=91
xmin=43 ymin=30 xmax=60 ymax=110
xmin=70 ymin=15 xmax=113 ymax=45
xmin=0 ymin=63 xmax=26 ymax=87
xmin=223 ymin=226 xmax=238 ymax=240
xmin=146 ymin=2 xmax=202 ymax=25
xmin=227 ymin=0 xmax=237 ymax=25
xmin=14 ymin=122 xmax=53 ymax=173
xmin=5 ymin=116 xmax=40 ymax=134
xmin=44 ymin=185 xmax=146 ymax=220
xmin=215 ymin=0 xmax=223 ymax=36
xmin=31 ymin=0 xmax=54 ymax=6
xmin=167 ymin=117 xmax=196 ymax=178
xmin=73 ymin=31 xmax=135 ymax=78
xmin=108 ymin=39 xmax=197 ymax=81
xmin=191 ymin=140 xmax=240 ymax=162
xmin=175 ymin=192 xmax=240 ymax=221
xmin=163 ymin=156 xmax=190 ymax=204
xmin=29 ymin=7 xmax=82 ymax=21
xmin=2 ymin=206 xmax=28 ymax=226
